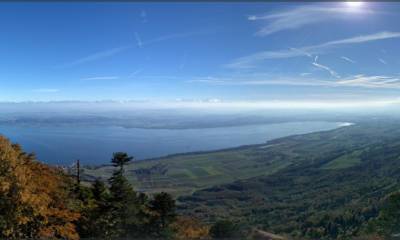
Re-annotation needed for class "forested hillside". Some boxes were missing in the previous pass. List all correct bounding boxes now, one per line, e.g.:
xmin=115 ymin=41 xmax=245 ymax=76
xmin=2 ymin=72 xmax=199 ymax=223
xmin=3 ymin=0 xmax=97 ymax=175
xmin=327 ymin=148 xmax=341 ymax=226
xmin=0 ymin=136 xmax=211 ymax=239
xmin=179 ymin=121 xmax=400 ymax=239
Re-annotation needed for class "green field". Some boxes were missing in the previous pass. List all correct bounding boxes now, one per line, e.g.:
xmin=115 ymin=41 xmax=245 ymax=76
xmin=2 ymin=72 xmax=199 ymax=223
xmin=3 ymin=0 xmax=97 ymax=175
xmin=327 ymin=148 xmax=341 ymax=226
xmin=321 ymin=150 xmax=362 ymax=169
xmin=83 ymin=121 xmax=393 ymax=196
xmin=83 ymin=143 xmax=298 ymax=196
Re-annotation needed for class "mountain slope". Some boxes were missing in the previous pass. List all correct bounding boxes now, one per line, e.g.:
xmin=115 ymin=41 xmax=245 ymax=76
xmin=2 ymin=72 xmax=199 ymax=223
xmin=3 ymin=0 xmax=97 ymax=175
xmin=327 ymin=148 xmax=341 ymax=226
xmin=178 ymin=120 xmax=400 ymax=239
xmin=84 ymin=120 xmax=393 ymax=197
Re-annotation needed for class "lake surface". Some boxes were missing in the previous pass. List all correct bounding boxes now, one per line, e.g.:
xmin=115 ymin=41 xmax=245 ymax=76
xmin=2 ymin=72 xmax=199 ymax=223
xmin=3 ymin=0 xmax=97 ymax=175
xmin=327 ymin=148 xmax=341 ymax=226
xmin=0 ymin=121 xmax=347 ymax=165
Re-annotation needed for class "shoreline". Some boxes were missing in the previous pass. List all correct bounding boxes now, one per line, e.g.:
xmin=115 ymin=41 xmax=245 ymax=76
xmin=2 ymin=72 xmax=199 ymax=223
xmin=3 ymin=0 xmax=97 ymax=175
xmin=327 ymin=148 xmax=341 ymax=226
xmin=86 ymin=121 xmax=354 ymax=169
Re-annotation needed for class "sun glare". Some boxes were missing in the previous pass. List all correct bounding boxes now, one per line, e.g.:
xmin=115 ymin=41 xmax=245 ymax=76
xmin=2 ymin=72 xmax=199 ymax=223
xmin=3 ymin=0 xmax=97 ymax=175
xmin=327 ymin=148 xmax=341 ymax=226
xmin=345 ymin=2 xmax=364 ymax=8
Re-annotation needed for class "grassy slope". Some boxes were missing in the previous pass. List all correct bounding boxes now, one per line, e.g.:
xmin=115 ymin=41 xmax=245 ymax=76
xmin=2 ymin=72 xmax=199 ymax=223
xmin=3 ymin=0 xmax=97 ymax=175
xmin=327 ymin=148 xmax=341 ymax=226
xmin=321 ymin=150 xmax=362 ymax=170
xmin=83 ymin=121 xmax=389 ymax=196
xmin=83 ymin=140 xmax=299 ymax=196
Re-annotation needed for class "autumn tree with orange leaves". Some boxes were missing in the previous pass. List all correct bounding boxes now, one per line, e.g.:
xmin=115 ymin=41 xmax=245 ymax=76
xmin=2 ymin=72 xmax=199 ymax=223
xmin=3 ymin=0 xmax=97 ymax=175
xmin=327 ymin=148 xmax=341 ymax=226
xmin=0 ymin=136 xmax=205 ymax=240
xmin=0 ymin=136 xmax=80 ymax=239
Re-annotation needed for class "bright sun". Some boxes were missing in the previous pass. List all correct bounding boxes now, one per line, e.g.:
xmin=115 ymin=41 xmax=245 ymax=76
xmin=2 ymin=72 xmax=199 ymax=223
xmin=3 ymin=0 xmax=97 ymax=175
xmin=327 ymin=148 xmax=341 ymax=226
xmin=345 ymin=2 xmax=364 ymax=8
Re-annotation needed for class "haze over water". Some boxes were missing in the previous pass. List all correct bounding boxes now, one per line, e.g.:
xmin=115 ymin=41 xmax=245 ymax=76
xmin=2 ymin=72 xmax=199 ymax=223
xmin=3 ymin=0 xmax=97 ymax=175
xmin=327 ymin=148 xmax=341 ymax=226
xmin=0 ymin=121 xmax=345 ymax=165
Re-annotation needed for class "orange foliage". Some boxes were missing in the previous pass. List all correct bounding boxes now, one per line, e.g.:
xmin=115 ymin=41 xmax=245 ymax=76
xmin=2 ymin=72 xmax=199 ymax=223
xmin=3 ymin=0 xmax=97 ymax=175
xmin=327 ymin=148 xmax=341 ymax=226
xmin=0 ymin=136 xmax=80 ymax=239
xmin=171 ymin=216 xmax=210 ymax=240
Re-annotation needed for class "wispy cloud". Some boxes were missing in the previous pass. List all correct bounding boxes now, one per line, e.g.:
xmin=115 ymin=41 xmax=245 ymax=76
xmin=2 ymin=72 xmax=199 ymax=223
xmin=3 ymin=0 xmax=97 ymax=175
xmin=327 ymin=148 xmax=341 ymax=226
xmin=225 ymin=49 xmax=311 ymax=69
xmin=59 ymin=30 xmax=212 ymax=68
xmin=317 ymin=32 xmax=400 ymax=47
xmin=226 ymin=31 xmax=400 ymax=69
xmin=248 ymin=4 xmax=375 ymax=36
xmin=58 ymin=46 xmax=131 ymax=68
xmin=300 ymin=72 xmax=312 ymax=76
xmin=341 ymin=56 xmax=356 ymax=63
xmin=140 ymin=10 xmax=148 ymax=23
xmin=32 ymin=88 xmax=60 ymax=93
xmin=128 ymin=70 xmax=142 ymax=78
xmin=337 ymin=75 xmax=400 ymax=88
xmin=290 ymin=47 xmax=313 ymax=58
xmin=137 ymin=30 xmax=213 ymax=47
xmin=378 ymin=58 xmax=387 ymax=64
xmin=134 ymin=32 xmax=143 ymax=48
xmin=312 ymin=56 xmax=340 ymax=78
xmin=189 ymin=73 xmax=400 ymax=89
xmin=189 ymin=76 xmax=334 ymax=88
xmin=81 ymin=76 xmax=119 ymax=81
xmin=186 ymin=76 xmax=230 ymax=84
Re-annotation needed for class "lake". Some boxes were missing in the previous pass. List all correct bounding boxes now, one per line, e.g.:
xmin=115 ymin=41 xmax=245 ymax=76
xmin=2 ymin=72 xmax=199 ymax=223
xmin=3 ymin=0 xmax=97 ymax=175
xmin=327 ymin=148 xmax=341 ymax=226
xmin=0 ymin=121 xmax=348 ymax=165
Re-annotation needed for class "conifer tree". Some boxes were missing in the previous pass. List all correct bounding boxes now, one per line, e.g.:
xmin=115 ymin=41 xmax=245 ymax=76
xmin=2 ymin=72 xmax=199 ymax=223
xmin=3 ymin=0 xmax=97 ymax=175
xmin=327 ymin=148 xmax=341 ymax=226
xmin=111 ymin=152 xmax=133 ymax=170
xmin=108 ymin=152 xmax=137 ymax=237
xmin=149 ymin=192 xmax=177 ymax=237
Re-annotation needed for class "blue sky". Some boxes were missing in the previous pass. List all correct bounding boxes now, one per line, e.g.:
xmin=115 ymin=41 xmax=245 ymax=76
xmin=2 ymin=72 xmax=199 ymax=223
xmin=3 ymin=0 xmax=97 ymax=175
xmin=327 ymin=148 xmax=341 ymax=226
xmin=1 ymin=2 xmax=400 ymax=108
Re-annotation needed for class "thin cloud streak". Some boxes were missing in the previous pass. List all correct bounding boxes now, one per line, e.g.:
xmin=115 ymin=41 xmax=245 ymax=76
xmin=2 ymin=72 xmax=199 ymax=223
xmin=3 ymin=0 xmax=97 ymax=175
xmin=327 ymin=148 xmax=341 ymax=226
xmin=341 ymin=56 xmax=356 ymax=63
xmin=337 ymin=75 xmax=400 ymax=88
xmin=249 ymin=4 xmax=375 ymax=36
xmin=189 ymin=74 xmax=400 ymax=89
xmin=226 ymin=31 xmax=400 ymax=69
xmin=290 ymin=47 xmax=313 ymax=58
xmin=312 ymin=56 xmax=340 ymax=78
xmin=32 ymin=88 xmax=60 ymax=93
xmin=58 ymin=46 xmax=131 ymax=68
xmin=189 ymin=76 xmax=335 ymax=87
xmin=82 ymin=76 xmax=119 ymax=81
xmin=312 ymin=62 xmax=340 ymax=78
xmin=59 ymin=30 xmax=213 ymax=68
xmin=317 ymin=32 xmax=400 ymax=48
xmin=300 ymin=72 xmax=312 ymax=76
xmin=378 ymin=58 xmax=387 ymax=64
xmin=140 ymin=10 xmax=148 ymax=23
xmin=134 ymin=32 xmax=143 ymax=48
xmin=138 ymin=30 xmax=213 ymax=47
